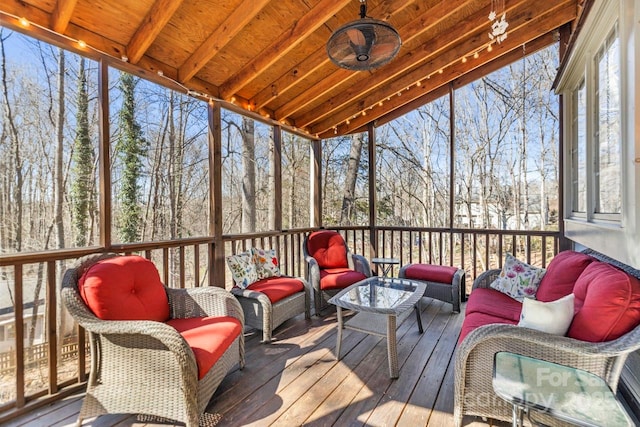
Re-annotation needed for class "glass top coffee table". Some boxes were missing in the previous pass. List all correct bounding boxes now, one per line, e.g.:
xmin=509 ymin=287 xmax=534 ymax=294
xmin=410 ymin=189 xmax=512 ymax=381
xmin=493 ymin=351 xmax=633 ymax=427
xmin=328 ymin=276 xmax=426 ymax=378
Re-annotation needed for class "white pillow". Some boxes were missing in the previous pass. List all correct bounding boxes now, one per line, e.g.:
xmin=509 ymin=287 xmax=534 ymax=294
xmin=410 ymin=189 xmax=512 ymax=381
xmin=518 ymin=293 xmax=575 ymax=335
xmin=225 ymin=250 xmax=258 ymax=288
xmin=490 ymin=253 xmax=546 ymax=301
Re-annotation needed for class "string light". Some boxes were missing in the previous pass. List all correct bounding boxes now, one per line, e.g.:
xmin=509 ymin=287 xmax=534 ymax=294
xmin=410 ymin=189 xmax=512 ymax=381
xmin=346 ymin=119 xmax=350 ymax=125
xmin=416 ymin=81 xmax=422 ymax=87
xmin=121 ymin=55 xmax=128 ymax=62
xmin=461 ymin=56 xmax=467 ymax=63
xmin=378 ymin=101 xmax=383 ymax=107
xmin=157 ymin=70 xmax=164 ymax=76
xmin=438 ymin=69 xmax=443 ymax=74
xmin=474 ymin=51 xmax=480 ymax=59
xmin=230 ymin=96 xmax=236 ymax=103
xmin=77 ymin=40 xmax=87 ymax=48
xmin=487 ymin=43 xmax=493 ymax=52
xmin=19 ymin=17 xmax=29 ymax=27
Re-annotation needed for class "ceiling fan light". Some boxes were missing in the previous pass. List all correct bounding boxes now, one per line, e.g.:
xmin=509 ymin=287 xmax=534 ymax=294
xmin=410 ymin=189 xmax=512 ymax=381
xmin=327 ymin=17 xmax=401 ymax=71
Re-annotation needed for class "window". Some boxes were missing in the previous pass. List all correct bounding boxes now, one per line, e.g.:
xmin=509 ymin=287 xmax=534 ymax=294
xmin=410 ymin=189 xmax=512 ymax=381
xmin=571 ymin=79 xmax=587 ymax=213
xmin=594 ymin=26 xmax=621 ymax=215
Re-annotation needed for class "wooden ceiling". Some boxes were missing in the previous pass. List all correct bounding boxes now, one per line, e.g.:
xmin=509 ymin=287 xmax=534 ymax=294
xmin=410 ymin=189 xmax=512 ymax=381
xmin=0 ymin=0 xmax=580 ymax=138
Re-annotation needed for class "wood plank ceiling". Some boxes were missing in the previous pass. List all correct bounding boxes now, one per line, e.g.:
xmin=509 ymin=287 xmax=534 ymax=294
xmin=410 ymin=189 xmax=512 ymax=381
xmin=0 ymin=0 xmax=580 ymax=138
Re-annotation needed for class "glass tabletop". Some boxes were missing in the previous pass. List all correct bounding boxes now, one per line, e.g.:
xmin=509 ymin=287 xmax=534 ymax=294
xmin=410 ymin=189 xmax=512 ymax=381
xmin=493 ymin=352 xmax=633 ymax=427
xmin=328 ymin=276 xmax=425 ymax=314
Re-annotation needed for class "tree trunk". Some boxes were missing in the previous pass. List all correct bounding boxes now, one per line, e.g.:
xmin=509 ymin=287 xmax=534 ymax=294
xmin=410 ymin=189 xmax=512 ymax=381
xmin=241 ymin=117 xmax=256 ymax=233
xmin=340 ymin=133 xmax=363 ymax=225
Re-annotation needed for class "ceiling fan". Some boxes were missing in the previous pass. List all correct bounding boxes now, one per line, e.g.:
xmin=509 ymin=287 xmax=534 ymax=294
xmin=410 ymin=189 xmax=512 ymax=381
xmin=326 ymin=0 xmax=402 ymax=71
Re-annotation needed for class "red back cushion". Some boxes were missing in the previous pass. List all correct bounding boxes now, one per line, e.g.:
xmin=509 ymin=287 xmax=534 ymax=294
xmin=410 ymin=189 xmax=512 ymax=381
xmin=535 ymin=251 xmax=595 ymax=302
xmin=306 ymin=230 xmax=349 ymax=269
xmin=78 ymin=255 xmax=170 ymax=321
xmin=568 ymin=261 xmax=640 ymax=342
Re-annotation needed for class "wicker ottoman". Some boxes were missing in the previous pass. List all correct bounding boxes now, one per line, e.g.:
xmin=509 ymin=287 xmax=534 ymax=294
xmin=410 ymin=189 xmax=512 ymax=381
xmin=231 ymin=276 xmax=310 ymax=343
xmin=399 ymin=264 xmax=465 ymax=313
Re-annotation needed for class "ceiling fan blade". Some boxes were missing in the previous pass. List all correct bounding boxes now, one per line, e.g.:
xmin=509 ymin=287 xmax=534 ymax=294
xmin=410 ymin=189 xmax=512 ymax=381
xmin=346 ymin=28 xmax=366 ymax=46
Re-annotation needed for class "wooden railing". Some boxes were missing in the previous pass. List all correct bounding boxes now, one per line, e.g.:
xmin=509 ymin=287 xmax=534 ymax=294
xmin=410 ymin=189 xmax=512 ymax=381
xmin=0 ymin=226 xmax=560 ymax=422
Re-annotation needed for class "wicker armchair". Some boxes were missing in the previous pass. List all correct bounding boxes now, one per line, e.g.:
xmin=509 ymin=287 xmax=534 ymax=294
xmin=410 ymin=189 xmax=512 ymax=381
xmin=303 ymin=230 xmax=371 ymax=314
xmin=62 ymin=253 xmax=245 ymax=427
xmin=454 ymin=251 xmax=640 ymax=427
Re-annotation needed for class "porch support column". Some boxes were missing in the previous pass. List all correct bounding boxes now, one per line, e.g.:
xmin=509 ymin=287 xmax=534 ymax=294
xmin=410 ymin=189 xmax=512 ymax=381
xmin=209 ymin=102 xmax=225 ymax=287
xmin=449 ymin=82 xmax=455 ymax=264
xmin=368 ymin=122 xmax=377 ymax=260
xmin=272 ymin=125 xmax=283 ymax=230
xmin=311 ymin=137 xmax=322 ymax=228
xmin=98 ymin=59 xmax=111 ymax=249
xmin=558 ymin=23 xmax=572 ymax=251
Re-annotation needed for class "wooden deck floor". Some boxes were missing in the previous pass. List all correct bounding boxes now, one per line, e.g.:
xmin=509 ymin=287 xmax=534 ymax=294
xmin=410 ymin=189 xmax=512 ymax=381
xmin=8 ymin=300 xmax=506 ymax=427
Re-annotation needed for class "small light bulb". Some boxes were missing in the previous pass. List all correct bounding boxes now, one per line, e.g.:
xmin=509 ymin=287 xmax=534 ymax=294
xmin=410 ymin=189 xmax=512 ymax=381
xmin=334 ymin=127 xmax=338 ymax=135
xmin=461 ymin=56 xmax=467 ymax=63
xmin=230 ymin=96 xmax=236 ymax=103
xmin=378 ymin=101 xmax=383 ymax=107
xmin=416 ymin=81 xmax=422 ymax=87
xmin=346 ymin=119 xmax=350 ymax=125
xmin=438 ymin=69 xmax=443 ymax=74
xmin=19 ymin=17 xmax=29 ymax=27
xmin=157 ymin=70 xmax=164 ymax=76
xmin=362 ymin=110 xmax=367 ymax=116
xmin=474 ymin=52 xmax=480 ymax=59
xmin=121 ymin=55 xmax=129 ymax=62
xmin=77 ymin=40 xmax=87 ymax=48
xmin=397 ymin=92 xmax=402 ymax=97
xmin=487 ymin=44 xmax=493 ymax=52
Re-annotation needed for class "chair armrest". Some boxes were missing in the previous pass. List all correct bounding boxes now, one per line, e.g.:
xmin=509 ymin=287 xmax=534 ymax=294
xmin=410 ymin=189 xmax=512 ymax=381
xmin=351 ymin=254 xmax=372 ymax=277
xmin=305 ymin=256 xmax=321 ymax=290
xmin=456 ymin=322 xmax=640 ymax=390
xmin=472 ymin=269 xmax=501 ymax=290
xmin=167 ymin=286 xmax=244 ymax=325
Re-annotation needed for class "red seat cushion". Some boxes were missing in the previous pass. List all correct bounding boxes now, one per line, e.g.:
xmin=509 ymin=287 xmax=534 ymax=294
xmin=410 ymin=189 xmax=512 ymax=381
xmin=306 ymin=230 xmax=349 ymax=269
xmin=535 ymin=251 xmax=595 ymax=302
xmin=465 ymin=287 xmax=522 ymax=322
xmin=166 ymin=316 xmax=242 ymax=380
xmin=459 ymin=312 xmax=517 ymax=344
xmin=246 ymin=276 xmax=305 ymax=303
xmin=319 ymin=268 xmax=367 ymax=290
xmin=78 ymin=255 xmax=169 ymax=321
xmin=568 ymin=261 xmax=640 ymax=342
xmin=404 ymin=264 xmax=458 ymax=284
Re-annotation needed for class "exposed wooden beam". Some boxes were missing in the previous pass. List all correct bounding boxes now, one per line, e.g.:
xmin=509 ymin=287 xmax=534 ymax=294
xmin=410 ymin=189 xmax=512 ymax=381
xmin=126 ymin=0 xmax=185 ymax=64
xmin=373 ymin=32 xmax=555 ymax=129
xmin=51 ymin=0 xmax=78 ymax=33
xmin=315 ymin=1 xmax=576 ymax=137
xmin=291 ymin=0 xmax=529 ymax=128
xmin=219 ymin=0 xmax=352 ymax=101
xmin=250 ymin=0 xmax=419 ymax=110
xmin=178 ymin=0 xmax=271 ymax=83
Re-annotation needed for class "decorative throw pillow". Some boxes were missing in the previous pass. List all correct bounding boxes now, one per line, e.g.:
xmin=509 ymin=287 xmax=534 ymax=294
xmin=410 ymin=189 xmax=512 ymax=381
xmin=251 ymin=247 xmax=281 ymax=279
xmin=518 ymin=293 xmax=575 ymax=335
xmin=226 ymin=251 xmax=258 ymax=288
xmin=489 ymin=253 xmax=546 ymax=301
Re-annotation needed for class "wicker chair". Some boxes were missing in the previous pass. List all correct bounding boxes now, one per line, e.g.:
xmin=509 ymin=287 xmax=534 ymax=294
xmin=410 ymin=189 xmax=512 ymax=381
xmin=454 ymin=250 xmax=640 ymax=427
xmin=303 ymin=230 xmax=371 ymax=315
xmin=231 ymin=276 xmax=310 ymax=342
xmin=62 ymin=253 xmax=245 ymax=427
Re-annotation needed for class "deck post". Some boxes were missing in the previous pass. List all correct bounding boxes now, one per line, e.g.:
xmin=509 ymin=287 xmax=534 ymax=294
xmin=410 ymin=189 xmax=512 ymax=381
xmin=209 ymin=102 xmax=225 ymax=287
xmin=368 ymin=122 xmax=377 ymax=260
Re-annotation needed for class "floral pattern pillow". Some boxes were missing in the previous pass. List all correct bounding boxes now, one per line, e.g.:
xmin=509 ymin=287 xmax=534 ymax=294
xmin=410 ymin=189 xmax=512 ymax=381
xmin=251 ymin=247 xmax=281 ymax=279
xmin=226 ymin=251 xmax=258 ymax=288
xmin=490 ymin=253 xmax=546 ymax=301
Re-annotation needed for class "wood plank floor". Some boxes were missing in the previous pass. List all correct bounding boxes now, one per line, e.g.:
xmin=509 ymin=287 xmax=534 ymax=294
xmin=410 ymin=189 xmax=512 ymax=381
xmin=6 ymin=300 xmax=510 ymax=427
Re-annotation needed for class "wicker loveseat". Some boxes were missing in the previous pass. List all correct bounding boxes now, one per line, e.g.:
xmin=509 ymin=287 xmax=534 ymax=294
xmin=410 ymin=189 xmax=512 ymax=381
xmin=62 ymin=253 xmax=245 ymax=427
xmin=454 ymin=249 xmax=640 ymax=427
